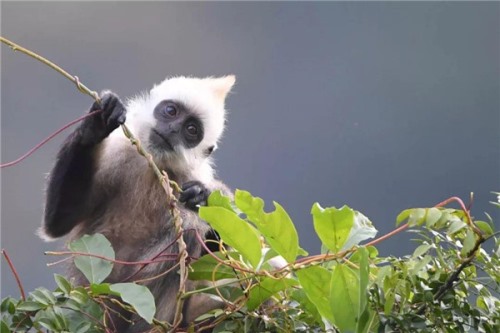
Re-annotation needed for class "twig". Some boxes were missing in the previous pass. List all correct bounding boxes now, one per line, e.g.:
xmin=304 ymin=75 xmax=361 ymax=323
xmin=365 ymin=222 xmax=409 ymax=247
xmin=416 ymin=235 xmax=487 ymax=315
xmin=123 ymin=232 xmax=183 ymax=282
xmin=1 ymin=249 xmax=26 ymax=300
xmin=1 ymin=110 xmax=101 ymax=168
xmin=292 ymin=195 xmax=481 ymax=269
xmin=45 ymin=250 xmax=178 ymax=265
xmin=434 ymin=196 xmax=482 ymax=236
xmin=133 ymin=262 xmax=180 ymax=284
xmin=0 ymin=36 xmax=99 ymax=102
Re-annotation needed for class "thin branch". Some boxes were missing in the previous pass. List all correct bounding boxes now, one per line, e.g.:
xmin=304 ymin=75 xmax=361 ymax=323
xmin=434 ymin=196 xmax=482 ymax=236
xmin=0 ymin=36 xmax=99 ymax=101
xmin=123 ymin=232 xmax=183 ymax=282
xmin=45 ymin=250 xmax=178 ymax=265
xmin=132 ymin=262 xmax=180 ymax=284
xmin=1 ymin=248 xmax=26 ymax=300
xmin=416 ymin=235 xmax=487 ymax=315
xmin=1 ymin=110 xmax=101 ymax=168
xmin=365 ymin=222 xmax=410 ymax=247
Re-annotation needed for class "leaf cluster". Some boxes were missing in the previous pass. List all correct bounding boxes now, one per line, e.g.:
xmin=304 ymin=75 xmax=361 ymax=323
xmin=2 ymin=190 xmax=499 ymax=333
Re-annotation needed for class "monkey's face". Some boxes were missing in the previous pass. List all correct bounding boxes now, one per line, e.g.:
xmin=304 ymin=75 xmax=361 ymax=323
xmin=150 ymin=100 xmax=206 ymax=152
xmin=123 ymin=75 xmax=234 ymax=173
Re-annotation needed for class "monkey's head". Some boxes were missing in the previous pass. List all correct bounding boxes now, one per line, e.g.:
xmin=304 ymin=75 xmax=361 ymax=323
xmin=125 ymin=75 xmax=236 ymax=176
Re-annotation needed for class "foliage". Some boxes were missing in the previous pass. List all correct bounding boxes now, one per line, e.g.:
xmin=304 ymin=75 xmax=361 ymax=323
xmin=2 ymin=190 xmax=499 ymax=332
xmin=2 ymin=236 xmax=156 ymax=332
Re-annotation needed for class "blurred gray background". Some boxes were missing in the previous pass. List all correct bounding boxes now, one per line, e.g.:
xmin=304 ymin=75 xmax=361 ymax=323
xmin=1 ymin=2 xmax=499 ymax=298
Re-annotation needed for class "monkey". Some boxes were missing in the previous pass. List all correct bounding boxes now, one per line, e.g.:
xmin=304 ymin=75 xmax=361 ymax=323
xmin=38 ymin=75 xmax=236 ymax=332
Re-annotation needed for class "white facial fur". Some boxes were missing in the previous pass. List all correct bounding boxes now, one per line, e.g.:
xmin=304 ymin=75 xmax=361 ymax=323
xmin=103 ymin=75 xmax=235 ymax=183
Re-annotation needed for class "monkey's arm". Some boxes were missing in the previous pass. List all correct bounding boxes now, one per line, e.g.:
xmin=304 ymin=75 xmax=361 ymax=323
xmin=42 ymin=92 xmax=126 ymax=239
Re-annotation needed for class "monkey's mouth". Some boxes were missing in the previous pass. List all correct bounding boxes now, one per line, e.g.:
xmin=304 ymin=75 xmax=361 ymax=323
xmin=152 ymin=129 xmax=175 ymax=151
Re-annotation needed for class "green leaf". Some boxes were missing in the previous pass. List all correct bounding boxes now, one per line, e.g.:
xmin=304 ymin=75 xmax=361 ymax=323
xmin=16 ymin=301 xmax=46 ymax=311
xmin=396 ymin=209 xmax=412 ymax=225
xmin=1 ymin=320 xmax=9 ymax=333
xmin=357 ymin=309 xmax=376 ymax=333
xmin=259 ymin=202 xmax=301 ymax=263
xmin=290 ymin=289 xmax=322 ymax=324
xmin=398 ymin=208 xmax=435 ymax=227
xmin=235 ymin=190 xmax=301 ymax=263
xmin=375 ymin=266 xmax=391 ymax=285
xmin=447 ymin=219 xmax=467 ymax=235
xmin=31 ymin=288 xmax=56 ymax=306
xmin=343 ymin=211 xmax=378 ymax=249
xmin=53 ymin=307 xmax=69 ymax=331
xmin=408 ymin=208 xmax=426 ymax=226
xmin=384 ymin=290 xmax=396 ymax=315
xmin=296 ymin=266 xmax=335 ymax=323
xmin=233 ymin=189 xmax=265 ymax=222
xmin=410 ymin=255 xmax=433 ymax=276
xmin=425 ymin=208 xmax=442 ymax=228
xmin=37 ymin=317 xmax=59 ymax=331
xmin=110 ymin=283 xmax=156 ymax=324
xmin=1 ymin=297 xmax=16 ymax=314
xmin=356 ymin=247 xmax=371 ymax=333
xmin=475 ymin=221 xmax=494 ymax=237
xmin=358 ymin=247 xmax=369 ymax=313
xmin=199 ymin=206 xmax=262 ymax=268
xmin=461 ymin=229 xmax=476 ymax=257
xmin=54 ymin=274 xmax=72 ymax=295
xmin=412 ymin=244 xmax=433 ymax=258
xmin=247 ymin=277 xmax=298 ymax=310
xmin=366 ymin=246 xmax=379 ymax=258
xmin=311 ymin=203 xmax=354 ymax=252
xmin=74 ymin=322 xmax=92 ymax=333
xmin=330 ymin=264 xmax=359 ymax=332
xmin=207 ymin=190 xmax=235 ymax=212
xmin=69 ymin=288 xmax=89 ymax=305
xmin=188 ymin=252 xmax=238 ymax=281
xmin=64 ymin=298 xmax=103 ymax=332
xmin=90 ymin=283 xmax=116 ymax=296
xmin=69 ymin=233 xmax=115 ymax=284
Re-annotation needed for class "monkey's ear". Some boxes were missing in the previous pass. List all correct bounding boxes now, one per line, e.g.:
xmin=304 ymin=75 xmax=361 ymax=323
xmin=210 ymin=75 xmax=236 ymax=102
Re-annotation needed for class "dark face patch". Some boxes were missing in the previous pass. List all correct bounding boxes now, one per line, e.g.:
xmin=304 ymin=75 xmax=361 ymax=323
xmin=149 ymin=100 xmax=204 ymax=152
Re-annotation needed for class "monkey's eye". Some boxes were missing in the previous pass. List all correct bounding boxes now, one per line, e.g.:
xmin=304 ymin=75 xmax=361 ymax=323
xmin=164 ymin=105 xmax=178 ymax=117
xmin=186 ymin=124 xmax=198 ymax=137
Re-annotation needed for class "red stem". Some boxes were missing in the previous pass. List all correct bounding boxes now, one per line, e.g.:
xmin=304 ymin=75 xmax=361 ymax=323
xmin=123 ymin=232 xmax=183 ymax=281
xmin=45 ymin=250 xmax=178 ymax=265
xmin=1 ymin=110 xmax=101 ymax=168
xmin=434 ymin=196 xmax=481 ymax=235
xmin=365 ymin=223 xmax=409 ymax=247
xmin=1 ymin=248 xmax=26 ymax=300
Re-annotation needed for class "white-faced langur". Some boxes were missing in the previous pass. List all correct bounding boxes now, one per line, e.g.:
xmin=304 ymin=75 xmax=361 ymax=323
xmin=39 ymin=76 xmax=236 ymax=332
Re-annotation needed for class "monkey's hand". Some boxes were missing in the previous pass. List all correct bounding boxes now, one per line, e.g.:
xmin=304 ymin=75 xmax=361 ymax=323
xmin=179 ymin=181 xmax=210 ymax=211
xmin=79 ymin=91 xmax=126 ymax=145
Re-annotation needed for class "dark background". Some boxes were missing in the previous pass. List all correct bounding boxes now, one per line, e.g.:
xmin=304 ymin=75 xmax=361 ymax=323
xmin=1 ymin=2 xmax=499 ymax=297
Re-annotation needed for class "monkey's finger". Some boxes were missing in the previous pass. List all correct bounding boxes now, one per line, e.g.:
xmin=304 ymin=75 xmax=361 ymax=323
xmin=107 ymin=104 xmax=126 ymax=128
xmin=181 ymin=181 xmax=202 ymax=191
xmin=179 ymin=184 xmax=202 ymax=202
xmin=97 ymin=91 xmax=117 ymax=111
